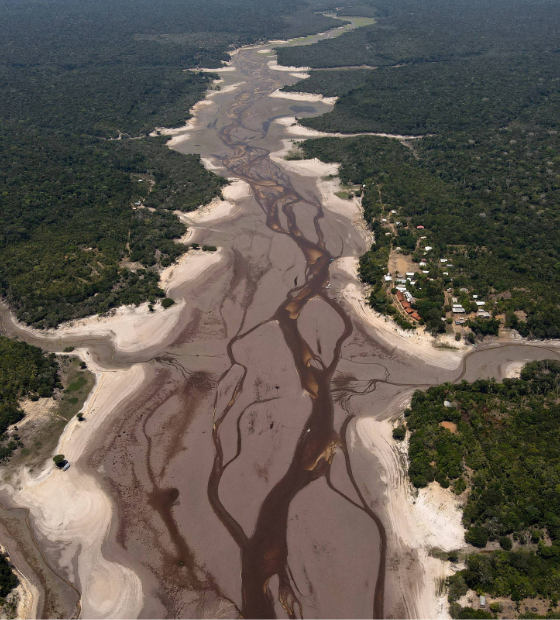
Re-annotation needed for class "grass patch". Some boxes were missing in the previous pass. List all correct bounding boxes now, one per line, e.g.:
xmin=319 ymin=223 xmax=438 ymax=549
xmin=66 ymin=376 xmax=87 ymax=392
xmin=335 ymin=190 xmax=352 ymax=199
xmin=3 ymin=356 xmax=95 ymax=474
xmin=341 ymin=16 xmax=376 ymax=27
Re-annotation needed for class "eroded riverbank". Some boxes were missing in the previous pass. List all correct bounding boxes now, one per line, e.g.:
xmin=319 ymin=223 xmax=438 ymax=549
xmin=1 ymin=18 xmax=560 ymax=620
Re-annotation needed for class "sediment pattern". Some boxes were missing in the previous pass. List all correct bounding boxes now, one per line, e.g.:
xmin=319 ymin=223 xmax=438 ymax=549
xmin=3 ymin=23 xmax=560 ymax=620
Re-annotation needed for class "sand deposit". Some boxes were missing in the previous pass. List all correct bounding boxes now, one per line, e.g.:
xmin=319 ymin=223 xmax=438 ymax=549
xmin=267 ymin=60 xmax=310 ymax=72
xmin=269 ymin=89 xmax=338 ymax=105
xmin=177 ymin=179 xmax=252 ymax=227
xmin=198 ymin=66 xmax=236 ymax=72
xmin=355 ymin=407 xmax=465 ymax=619
xmin=2 ymin=21 xmax=554 ymax=620
xmin=4 ymin=364 xmax=146 ymax=619
xmin=501 ymin=360 xmax=527 ymax=379
xmin=274 ymin=115 xmax=425 ymax=141
xmin=289 ymin=71 xmax=310 ymax=79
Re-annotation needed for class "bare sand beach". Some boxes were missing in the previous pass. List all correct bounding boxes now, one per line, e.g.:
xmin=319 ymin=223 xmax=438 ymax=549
xmin=275 ymin=115 xmax=426 ymax=141
xmin=2 ymin=18 xmax=560 ymax=620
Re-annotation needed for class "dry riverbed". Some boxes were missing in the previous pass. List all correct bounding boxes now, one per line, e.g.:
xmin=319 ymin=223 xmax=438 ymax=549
xmin=0 ymin=18 xmax=559 ymax=620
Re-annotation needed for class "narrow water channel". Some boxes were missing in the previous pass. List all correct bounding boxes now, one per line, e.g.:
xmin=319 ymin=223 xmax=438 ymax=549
xmin=2 ymin=18 xmax=560 ymax=620
xmin=206 ymin=47 xmax=387 ymax=618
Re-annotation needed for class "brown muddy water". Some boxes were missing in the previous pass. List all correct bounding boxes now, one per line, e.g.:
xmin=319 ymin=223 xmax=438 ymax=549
xmin=1 ymin=23 xmax=560 ymax=620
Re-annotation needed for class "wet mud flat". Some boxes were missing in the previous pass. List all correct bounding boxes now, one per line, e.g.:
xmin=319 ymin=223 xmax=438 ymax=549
xmin=1 ymin=24 xmax=560 ymax=620
xmin=86 ymin=41 xmax=560 ymax=619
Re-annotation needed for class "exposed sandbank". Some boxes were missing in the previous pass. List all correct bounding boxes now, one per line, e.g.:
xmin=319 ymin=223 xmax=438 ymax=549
xmin=267 ymin=59 xmax=310 ymax=72
xmin=198 ymin=66 xmax=237 ymax=72
xmin=16 ymin=570 xmax=40 ymax=619
xmin=7 ymin=363 xmax=146 ymax=619
xmin=270 ymin=148 xmax=367 ymax=223
xmin=274 ymin=115 xmax=425 ymax=141
xmin=269 ymin=89 xmax=338 ymax=105
xmin=289 ymin=71 xmax=310 ymax=79
xmin=176 ymin=179 xmax=252 ymax=227
xmin=502 ymin=360 xmax=526 ymax=378
xmin=354 ymin=404 xmax=465 ymax=619
xmin=0 ymin=540 xmax=40 ymax=620
xmin=150 ymin=81 xmax=246 ymax=146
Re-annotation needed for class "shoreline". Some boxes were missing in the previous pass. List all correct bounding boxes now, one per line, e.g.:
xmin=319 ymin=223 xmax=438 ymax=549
xmin=274 ymin=115 xmax=426 ymax=141
xmin=337 ymin=256 xmax=469 ymax=369
xmin=354 ymin=400 xmax=465 ymax=620
xmin=3 ymin=20 xmax=559 ymax=620
xmin=7 ymin=362 xmax=147 ymax=618
xmin=269 ymin=141 xmax=469 ymax=371
xmin=4 ymin=247 xmax=225 ymax=355
xmin=0 ymin=150 xmax=238 ymax=617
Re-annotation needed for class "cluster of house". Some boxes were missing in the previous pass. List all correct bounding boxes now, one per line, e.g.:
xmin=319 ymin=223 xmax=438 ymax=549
xmin=384 ymin=272 xmax=422 ymax=321
xmin=384 ymin=270 xmax=491 ymax=327
xmin=386 ymin=272 xmax=417 ymax=289
xmin=396 ymin=290 xmax=421 ymax=321
xmin=418 ymin=252 xmax=455 ymax=277
xmin=452 ymin=294 xmax=491 ymax=322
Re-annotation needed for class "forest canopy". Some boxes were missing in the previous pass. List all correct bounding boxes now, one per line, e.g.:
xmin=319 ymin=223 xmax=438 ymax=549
xmin=404 ymin=360 xmax=560 ymax=611
xmin=299 ymin=130 xmax=560 ymax=339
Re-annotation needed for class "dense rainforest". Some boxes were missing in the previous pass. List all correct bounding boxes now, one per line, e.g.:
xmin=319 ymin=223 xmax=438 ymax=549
xmin=282 ymin=0 xmax=560 ymax=339
xmin=0 ymin=0 xmax=338 ymax=328
xmin=0 ymin=336 xmax=60 ymax=461
xmin=277 ymin=0 xmax=560 ymax=69
xmin=404 ymin=360 xmax=560 ymax=616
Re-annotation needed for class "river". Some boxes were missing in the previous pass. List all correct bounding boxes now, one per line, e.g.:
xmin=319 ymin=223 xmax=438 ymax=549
xmin=1 ymin=19 xmax=559 ymax=620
